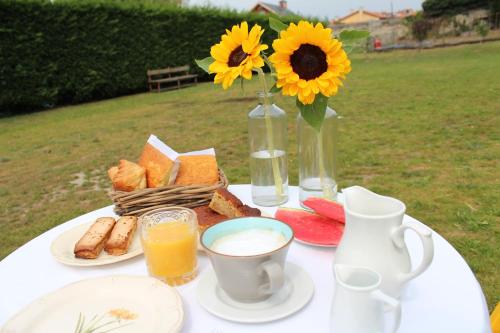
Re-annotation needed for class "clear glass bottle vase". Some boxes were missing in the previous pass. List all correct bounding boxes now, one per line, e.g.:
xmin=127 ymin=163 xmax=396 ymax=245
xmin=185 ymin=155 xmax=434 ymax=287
xmin=297 ymin=107 xmax=339 ymax=205
xmin=248 ymin=92 xmax=288 ymax=206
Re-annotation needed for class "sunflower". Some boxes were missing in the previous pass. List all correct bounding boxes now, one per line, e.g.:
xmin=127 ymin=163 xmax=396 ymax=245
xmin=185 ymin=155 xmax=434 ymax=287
xmin=269 ymin=21 xmax=351 ymax=105
xmin=209 ymin=22 xmax=268 ymax=89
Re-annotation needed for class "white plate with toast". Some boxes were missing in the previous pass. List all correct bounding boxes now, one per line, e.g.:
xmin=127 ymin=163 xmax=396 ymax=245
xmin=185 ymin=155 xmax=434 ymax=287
xmin=1 ymin=275 xmax=183 ymax=333
xmin=50 ymin=221 xmax=143 ymax=267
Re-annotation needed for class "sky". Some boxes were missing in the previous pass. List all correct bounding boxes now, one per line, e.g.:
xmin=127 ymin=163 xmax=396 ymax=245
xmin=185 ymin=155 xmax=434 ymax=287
xmin=186 ymin=0 xmax=425 ymax=19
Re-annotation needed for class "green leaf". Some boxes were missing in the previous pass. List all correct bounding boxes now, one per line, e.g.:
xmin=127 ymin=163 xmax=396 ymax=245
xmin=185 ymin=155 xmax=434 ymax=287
xmin=194 ymin=57 xmax=213 ymax=74
xmin=338 ymin=30 xmax=370 ymax=42
xmin=297 ymin=94 xmax=329 ymax=132
xmin=269 ymin=16 xmax=288 ymax=34
xmin=269 ymin=83 xmax=281 ymax=93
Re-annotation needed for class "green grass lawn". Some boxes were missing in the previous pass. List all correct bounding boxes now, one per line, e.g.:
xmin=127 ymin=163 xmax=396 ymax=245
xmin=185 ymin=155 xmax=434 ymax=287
xmin=0 ymin=42 xmax=499 ymax=309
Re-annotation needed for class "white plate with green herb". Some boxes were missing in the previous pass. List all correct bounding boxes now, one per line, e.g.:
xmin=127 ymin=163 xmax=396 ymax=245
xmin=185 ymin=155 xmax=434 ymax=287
xmin=1 ymin=275 xmax=183 ymax=333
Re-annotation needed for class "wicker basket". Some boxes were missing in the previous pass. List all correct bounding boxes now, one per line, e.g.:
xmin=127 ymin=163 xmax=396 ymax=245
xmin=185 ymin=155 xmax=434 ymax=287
xmin=110 ymin=169 xmax=228 ymax=216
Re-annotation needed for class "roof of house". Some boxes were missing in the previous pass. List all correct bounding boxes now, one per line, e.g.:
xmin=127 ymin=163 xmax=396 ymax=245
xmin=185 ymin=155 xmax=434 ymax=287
xmin=336 ymin=9 xmax=387 ymax=22
xmin=335 ymin=8 xmax=416 ymax=23
xmin=251 ymin=2 xmax=296 ymax=16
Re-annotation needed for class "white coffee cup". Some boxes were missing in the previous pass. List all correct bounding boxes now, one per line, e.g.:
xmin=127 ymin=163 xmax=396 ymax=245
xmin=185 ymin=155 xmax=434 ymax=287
xmin=200 ymin=217 xmax=294 ymax=303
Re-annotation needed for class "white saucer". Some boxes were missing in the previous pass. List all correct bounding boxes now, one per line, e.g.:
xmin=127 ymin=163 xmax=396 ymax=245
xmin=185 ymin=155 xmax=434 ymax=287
xmin=196 ymin=262 xmax=314 ymax=323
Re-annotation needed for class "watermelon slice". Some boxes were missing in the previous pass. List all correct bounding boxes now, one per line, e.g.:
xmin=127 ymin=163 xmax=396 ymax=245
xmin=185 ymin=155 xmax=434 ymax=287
xmin=275 ymin=208 xmax=344 ymax=246
xmin=303 ymin=197 xmax=345 ymax=224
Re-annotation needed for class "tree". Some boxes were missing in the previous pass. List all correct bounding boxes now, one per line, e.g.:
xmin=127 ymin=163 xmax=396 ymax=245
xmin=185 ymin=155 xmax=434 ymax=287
xmin=108 ymin=0 xmax=184 ymax=5
xmin=406 ymin=12 xmax=432 ymax=44
xmin=412 ymin=19 xmax=432 ymax=43
xmin=475 ymin=20 xmax=490 ymax=40
xmin=423 ymin=0 xmax=491 ymax=17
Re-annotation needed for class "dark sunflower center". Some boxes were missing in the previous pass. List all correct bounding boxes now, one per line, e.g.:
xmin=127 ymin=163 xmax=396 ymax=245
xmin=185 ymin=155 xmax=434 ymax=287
xmin=290 ymin=44 xmax=327 ymax=80
xmin=228 ymin=46 xmax=248 ymax=67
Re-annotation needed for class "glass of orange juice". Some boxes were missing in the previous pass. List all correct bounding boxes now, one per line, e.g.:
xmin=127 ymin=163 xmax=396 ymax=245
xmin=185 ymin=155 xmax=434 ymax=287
xmin=140 ymin=207 xmax=198 ymax=286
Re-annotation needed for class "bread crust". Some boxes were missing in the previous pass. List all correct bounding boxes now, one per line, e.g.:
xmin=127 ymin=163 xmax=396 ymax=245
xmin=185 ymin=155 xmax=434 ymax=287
xmin=209 ymin=188 xmax=261 ymax=218
xmin=74 ymin=217 xmax=116 ymax=259
xmin=105 ymin=216 xmax=138 ymax=256
xmin=174 ymin=155 xmax=219 ymax=186
xmin=239 ymin=205 xmax=262 ymax=217
xmin=139 ymin=143 xmax=178 ymax=188
xmin=193 ymin=205 xmax=228 ymax=232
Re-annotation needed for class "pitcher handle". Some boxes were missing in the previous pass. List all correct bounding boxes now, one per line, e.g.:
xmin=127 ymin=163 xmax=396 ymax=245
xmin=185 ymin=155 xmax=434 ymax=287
xmin=392 ymin=222 xmax=434 ymax=284
xmin=371 ymin=290 xmax=401 ymax=333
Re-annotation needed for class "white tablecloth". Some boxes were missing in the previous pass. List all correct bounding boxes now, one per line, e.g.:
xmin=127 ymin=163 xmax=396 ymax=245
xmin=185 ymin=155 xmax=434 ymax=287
xmin=0 ymin=185 xmax=492 ymax=332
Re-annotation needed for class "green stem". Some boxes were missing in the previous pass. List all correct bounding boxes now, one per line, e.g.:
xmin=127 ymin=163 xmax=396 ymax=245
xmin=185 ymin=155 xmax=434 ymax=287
xmin=256 ymin=68 xmax=283 ymax=199
xmin=317 ymin=126 xmax=333 ymax=198
xmin=261 ymin=54 xmax=276 ymax=77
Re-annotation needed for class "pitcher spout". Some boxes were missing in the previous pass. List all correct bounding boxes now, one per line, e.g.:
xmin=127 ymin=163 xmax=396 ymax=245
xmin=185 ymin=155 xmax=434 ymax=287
xmin=342 ymin=186 xmax=406 ymax=219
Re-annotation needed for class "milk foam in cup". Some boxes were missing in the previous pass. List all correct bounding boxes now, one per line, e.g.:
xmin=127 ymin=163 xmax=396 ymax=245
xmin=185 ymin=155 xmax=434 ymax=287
xmin=210 ymin=228 xmax=287 ymax=256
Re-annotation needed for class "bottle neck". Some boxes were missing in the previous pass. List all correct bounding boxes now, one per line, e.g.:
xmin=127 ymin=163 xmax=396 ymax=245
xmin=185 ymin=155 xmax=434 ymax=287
xmin=257 ymin=92 xmax=273 ymax=106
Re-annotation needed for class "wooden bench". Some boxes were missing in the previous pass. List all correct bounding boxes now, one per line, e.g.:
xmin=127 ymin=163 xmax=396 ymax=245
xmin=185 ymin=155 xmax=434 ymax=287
xmin=147 ymin=65 xmax=198 ymax=92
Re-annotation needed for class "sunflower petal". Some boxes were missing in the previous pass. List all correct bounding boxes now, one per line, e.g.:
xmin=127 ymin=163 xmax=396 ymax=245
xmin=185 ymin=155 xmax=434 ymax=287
xmin=222 ymin=74 xmax=234 ymax=90
xmin=252 ymin=56 xmax=265 ymax=68
xmin=214 ymin=72 xmax=225 ymax=84
xmin=298 ymin=79 xmax=308 ymax=88
xmin=242 ymin=68 xmax=252 ymax=80
xmin=221 ymin=34 xmax=238 ymax=50
xmin=309 ymin=79 xmax=320 ymax=94
xmin=210 ymin=44 xmax=230 ymax=62
xmin=286 ymin=73 xmax=299 ymax=83
xmin=209 ymin=61 xmax=228 ymax=73
xmin=288 ymin=83 xmax=299 ymax=96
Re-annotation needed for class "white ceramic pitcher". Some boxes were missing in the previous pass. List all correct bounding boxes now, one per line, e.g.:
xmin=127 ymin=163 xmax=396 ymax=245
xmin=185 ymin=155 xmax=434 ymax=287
xmin=330 ymin=265 xmax=401 ymax=333
xmin=335 ymin=186 xmax=434 ymax=298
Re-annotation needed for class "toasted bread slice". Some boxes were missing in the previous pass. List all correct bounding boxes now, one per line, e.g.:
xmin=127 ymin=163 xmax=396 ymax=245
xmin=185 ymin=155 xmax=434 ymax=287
xmin=74 ymin=217 xmax=116 ymax=259
xmin=209 ymin=188 xmax=261 ymax=218
xmin=105 ymin=216 xmax=138 ymax=256
xmin=193 ymin=205 xmax=228 ymax=232
xmin=239 ymin=205 xmax=262 ymax=217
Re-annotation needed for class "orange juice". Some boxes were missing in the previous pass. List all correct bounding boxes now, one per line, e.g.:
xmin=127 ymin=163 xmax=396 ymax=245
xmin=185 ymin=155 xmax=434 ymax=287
xmin=142 ymin=220 xmax=198 ymax=286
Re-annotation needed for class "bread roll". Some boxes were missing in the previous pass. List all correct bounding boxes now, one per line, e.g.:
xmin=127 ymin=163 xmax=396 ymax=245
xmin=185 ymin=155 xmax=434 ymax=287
xmin=105 ymin=216 xmax=138 ymax=256
xmin=108 ymin=166 xmax=119 ymax=181
xmin=74 ymin=217 xmax=116 ymax=259
xmin=109 ymin=160 xmax=147 ymax=192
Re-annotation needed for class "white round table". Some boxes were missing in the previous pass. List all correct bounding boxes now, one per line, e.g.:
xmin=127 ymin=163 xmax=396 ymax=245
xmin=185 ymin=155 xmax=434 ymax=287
xmin=0 ymin=185 xmax=492 ymax=332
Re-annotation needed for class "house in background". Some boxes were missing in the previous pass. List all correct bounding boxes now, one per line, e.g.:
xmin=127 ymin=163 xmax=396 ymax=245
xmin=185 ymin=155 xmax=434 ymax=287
xmin=250 ymin=1 xmax=296 ymax=16
xmin=394 ymin=9 xmax=417 ymax=19
xmin=335 ymin=9 xmax=388 ymax=24
xmin=334 ymin=8 xmax=416 ymax=25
